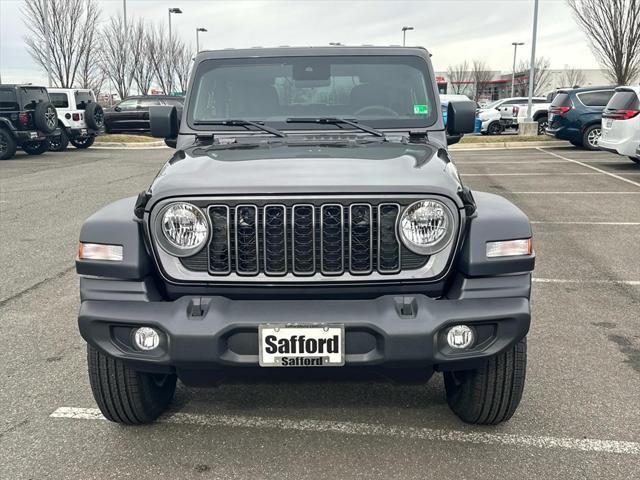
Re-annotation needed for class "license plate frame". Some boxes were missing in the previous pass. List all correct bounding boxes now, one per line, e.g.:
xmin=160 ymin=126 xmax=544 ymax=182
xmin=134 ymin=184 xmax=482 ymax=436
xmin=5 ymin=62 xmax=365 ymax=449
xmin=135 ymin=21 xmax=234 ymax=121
xmin=258 ymin=324 xmax=345 ymax=367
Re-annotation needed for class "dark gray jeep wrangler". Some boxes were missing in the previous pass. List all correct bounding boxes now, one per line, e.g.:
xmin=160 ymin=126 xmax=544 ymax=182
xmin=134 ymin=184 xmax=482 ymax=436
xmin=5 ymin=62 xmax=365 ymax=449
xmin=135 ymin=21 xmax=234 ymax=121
xmin=76 ymin=47 xmax=534 ymax=425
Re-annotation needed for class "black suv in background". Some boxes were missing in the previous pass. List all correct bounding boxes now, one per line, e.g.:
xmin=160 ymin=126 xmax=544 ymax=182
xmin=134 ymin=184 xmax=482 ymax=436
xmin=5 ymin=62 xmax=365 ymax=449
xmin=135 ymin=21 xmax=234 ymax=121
xmin=545 ymin=86 xmax=616 ymax=150
xmin=104 ymin=95 xmax=184 ymax=133
xmin=0 ymin=84 xmax=59 ymax=160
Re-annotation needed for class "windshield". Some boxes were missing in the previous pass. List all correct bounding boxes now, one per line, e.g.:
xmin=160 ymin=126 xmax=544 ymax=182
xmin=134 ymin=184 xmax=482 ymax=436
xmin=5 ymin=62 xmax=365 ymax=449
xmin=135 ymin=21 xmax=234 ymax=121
xmin=484 ymin=100 xmax=501 ymax=109
xmin=188 ymin=55 xmax=437 ymax=130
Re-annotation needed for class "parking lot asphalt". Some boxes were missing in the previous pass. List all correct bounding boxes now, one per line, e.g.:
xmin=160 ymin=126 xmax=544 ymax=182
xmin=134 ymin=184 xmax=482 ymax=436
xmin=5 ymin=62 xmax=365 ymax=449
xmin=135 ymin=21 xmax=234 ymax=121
xmin=1 ymin=145 xmax=639 ymax=479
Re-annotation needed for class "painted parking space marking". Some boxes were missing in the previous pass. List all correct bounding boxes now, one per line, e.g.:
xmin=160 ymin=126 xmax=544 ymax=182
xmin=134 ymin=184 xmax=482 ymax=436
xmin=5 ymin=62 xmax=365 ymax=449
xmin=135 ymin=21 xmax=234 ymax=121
xmin=531 ymin=221 xmax=640 ymax=226
xmin=50 ymin=407 xmax=640 ymax=455
xmin=533 ymin=278 xmax=640 ymax=286
xmin=537 ymin=148 xmax=640 ymax=188
xmin=461 ymin=172 xmax=602 ymax=176
xmin=508 ymin=191 xmax=640 ymax=194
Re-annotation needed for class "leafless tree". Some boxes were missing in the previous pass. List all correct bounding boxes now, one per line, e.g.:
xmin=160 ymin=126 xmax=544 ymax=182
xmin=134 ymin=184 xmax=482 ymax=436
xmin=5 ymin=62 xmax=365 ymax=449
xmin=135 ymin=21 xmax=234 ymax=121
xmin=174 ymin=41 xmax=195 ymax=94
xmin=446 ymin=61 xmax=470 ymax=95
xmin=471 ymin=60 xmax=493 ymax=102
xmin=99 ymin=15 xmax=133 ymax=99
xmin=560 ymin=66 xmax=586 ymax=88
xmin=130 ymin=19 xmax=155 ymax=95
xmin=516 ymin=57 xmax=552 ymax=96
xmin=567 ymin=0 xmax=640 ymax=85
xmin=22 ymin=0 xmax=101 ymax=87
xmin=147 ymin=24 xmax=176 ymax=94
xmin=77 ymin=44 xmax=108 ymax=97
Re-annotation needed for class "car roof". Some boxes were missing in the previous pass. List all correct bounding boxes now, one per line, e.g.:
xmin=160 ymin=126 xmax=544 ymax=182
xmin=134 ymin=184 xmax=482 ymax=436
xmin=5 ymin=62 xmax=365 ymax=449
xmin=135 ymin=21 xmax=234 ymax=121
xmin=123 ymin=95 xmax=184 ymax=99
xmin=559 ymin=85 xmax=617 ymax=94
xmin=615 ymin=85 xmax=640 ymax=94
xmin=0 ymin=84 xmax=47 ymax=89
xmin=196 ymin=45 xmax=430 ymax=61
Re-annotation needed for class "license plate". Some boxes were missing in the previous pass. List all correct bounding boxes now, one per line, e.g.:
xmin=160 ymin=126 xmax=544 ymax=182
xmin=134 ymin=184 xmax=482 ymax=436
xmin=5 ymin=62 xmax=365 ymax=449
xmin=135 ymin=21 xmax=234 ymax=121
xmin=29 ymin=132 xmax=38 ymax=139
xmin=81 ymin=128 xmax=87 ymax=135
xmin=259 ymin=324 xmax=345 ymax=367
xmin=605 ymin=119 xmax=613 ymax=128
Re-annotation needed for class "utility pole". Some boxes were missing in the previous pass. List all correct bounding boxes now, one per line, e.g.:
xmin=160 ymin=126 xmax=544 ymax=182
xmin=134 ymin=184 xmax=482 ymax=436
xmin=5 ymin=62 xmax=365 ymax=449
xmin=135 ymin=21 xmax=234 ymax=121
xmin=402 ymin=26 xmax=414 ymax=46
xmin=526 ymin=0 xmax=539 ymax=121
xmin=511 ymin=42 xmax=524 ymax=97
xmin=43 ymin=0 xmax=52 ymax=86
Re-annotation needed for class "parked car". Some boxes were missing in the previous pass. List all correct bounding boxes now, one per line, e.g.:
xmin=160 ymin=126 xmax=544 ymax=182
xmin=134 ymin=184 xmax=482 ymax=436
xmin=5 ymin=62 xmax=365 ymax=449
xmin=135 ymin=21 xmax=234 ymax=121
xmin=545 ymin=86 xmax=616 ymax=150
xmin=512 ymin=100 xmax=552 ymax=135
xmin=477 ymin=107 xmax=504 ymax=135
xmin=76 ymin=46 xmax=534 ymax=426
xmin=48 ymin=88 xmax=104 ymax=151
xmin=598 ymin=86 xmax=640 ymax=164
xmin=104 ymin=95 xmax=184 ymax=133
xmin=479 ymin=97 xmax=547 ymax=134
xmin=0 ymin=84 xmax=59 ymax=160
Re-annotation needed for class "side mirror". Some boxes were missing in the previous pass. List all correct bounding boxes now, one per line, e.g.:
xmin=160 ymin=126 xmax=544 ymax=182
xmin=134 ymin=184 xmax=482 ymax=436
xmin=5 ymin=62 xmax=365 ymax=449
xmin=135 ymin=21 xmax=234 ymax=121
xmin=150 ymin=105 xmax=178 ymax=140
xmin=114 ymin=106 xmax=122 ymax=112
xmin=447 ymin=101 xmax=476 ymax=136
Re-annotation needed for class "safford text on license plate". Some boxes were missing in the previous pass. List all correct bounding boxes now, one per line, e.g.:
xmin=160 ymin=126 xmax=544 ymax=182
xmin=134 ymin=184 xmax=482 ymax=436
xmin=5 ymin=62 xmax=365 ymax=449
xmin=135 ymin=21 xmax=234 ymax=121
xmin=258 ymin=325 xmax=345 ymax=367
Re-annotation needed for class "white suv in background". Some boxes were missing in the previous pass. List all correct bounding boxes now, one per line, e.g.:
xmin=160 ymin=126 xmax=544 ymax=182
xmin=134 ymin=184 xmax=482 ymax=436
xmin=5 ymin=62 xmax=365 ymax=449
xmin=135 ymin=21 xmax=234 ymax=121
xmin=599 ymin=86 xmax=640 ymax=164
xmin=48 ymin=88 xmax=104 ymax=151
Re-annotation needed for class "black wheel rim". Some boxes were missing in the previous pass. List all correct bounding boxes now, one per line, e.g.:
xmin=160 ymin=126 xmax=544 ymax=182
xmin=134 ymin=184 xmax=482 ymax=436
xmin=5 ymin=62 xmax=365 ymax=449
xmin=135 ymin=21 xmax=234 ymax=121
xmin=538 ymin=121 xmax=547 ymax=135
xmin=0 ymin=136 xmax=6 ymax=153
xmin=50 ymin=136 xmax=61 ymax=149
xmin=94 ymin=110 xmax=104 ymax=128
xmin=75 ymin=137 xmax=90 ymax=146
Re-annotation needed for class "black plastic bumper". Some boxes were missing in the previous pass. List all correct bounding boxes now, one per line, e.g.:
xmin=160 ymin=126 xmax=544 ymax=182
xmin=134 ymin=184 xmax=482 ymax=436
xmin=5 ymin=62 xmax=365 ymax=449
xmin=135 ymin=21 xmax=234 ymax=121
xmin=68 ymin=127 xmax=99 ymax=138
xmin=78 ymin=278 xmax=531 ymax=373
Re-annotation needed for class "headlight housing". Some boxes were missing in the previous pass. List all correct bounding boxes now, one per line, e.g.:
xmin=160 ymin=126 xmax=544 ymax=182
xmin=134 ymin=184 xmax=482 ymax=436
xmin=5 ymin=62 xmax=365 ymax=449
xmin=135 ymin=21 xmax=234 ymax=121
xmin=156 ymin=202 xmax=209 ymax=257
xmin=398 ymin=200 xmax=454 ymax=255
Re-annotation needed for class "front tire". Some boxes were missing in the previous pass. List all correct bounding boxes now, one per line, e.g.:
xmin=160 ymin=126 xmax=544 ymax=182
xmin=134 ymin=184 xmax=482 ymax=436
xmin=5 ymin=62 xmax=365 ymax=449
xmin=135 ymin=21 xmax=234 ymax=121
xmin=444 ymin=337 xmax=527 ymax=425
xmin=487 ymin=121 xmax=504 ymax=135
xmin=87 ymin=345 xmax=176 ymax=425
xmin=0 ymin=129 xmax=17 ymax=160
xmin=630 ymin=156 xmax=640 ymax=164
xmin=536 ymin=116 xmax=548 ymax=135
xmin=22 ymin=139 xmax=50 ymax=155
xmin=70 ymin=136 xmax=95 ymax=149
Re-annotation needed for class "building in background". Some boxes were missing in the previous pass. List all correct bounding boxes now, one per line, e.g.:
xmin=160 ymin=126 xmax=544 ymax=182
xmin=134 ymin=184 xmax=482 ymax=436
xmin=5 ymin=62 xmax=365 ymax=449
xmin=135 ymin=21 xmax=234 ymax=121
xmin=435 ymin=68 xmax=617 ymax=103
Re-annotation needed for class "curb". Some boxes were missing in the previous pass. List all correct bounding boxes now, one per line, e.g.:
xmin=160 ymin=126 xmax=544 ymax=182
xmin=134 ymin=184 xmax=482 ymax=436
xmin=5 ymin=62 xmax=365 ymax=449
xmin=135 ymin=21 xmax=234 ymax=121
xmin=92 ymin=141 xmax=167 ymax=149
xmin=451 ymin=140 xmax=568 ymax=151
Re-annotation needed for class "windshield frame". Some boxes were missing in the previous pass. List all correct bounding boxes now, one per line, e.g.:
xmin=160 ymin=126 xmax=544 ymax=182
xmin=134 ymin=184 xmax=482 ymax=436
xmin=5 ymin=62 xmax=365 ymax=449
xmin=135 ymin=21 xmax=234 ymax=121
xmin=186 ymin=54 xmax=439 ymax=133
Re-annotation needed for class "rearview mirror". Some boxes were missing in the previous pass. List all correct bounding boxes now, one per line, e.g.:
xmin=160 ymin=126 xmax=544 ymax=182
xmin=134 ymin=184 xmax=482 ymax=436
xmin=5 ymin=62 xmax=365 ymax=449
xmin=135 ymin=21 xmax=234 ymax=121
xmin=150 ymin=105 xmax=178 ymax=140
xmin=447 ymin=101 xmax=476 ymax=136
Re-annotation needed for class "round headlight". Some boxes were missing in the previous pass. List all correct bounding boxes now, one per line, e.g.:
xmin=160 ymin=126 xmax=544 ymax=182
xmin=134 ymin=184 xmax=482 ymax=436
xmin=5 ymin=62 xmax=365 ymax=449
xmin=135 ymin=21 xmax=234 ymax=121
xmin=399 ymin=200 xmax=454 ymax=255
xmin=157 ymin=202 xmax=209 ymax=256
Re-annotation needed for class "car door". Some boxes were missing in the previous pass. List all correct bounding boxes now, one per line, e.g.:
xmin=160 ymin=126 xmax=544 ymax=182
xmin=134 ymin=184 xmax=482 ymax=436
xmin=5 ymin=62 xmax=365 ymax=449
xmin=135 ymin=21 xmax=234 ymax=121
xmin=137 ymin=98 xmax=164 ymax=131
xmin=108 ymin=99 xmax=139 ymax=131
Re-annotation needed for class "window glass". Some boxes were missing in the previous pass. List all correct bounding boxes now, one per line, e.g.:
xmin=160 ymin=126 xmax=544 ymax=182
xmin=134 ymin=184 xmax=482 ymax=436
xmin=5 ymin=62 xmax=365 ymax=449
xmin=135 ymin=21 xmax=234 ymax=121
xmin=550 ymin=93 xmax=572 ymax=107
xmin=138 ymin=98 xmax=163 ymax=107
xmin=578 ymin=90 xmax=614 ymax=107
xmin=50 ymin=92 xmax=69 ymax=108
xmin=0 ymin=88 xmax=19 ymax=111
xmin=19 ymin=87 xmax=49 ymax=110
xmin=117 ymin=99 xmax=138 ymax=110
xmin=189 ymin=55 xmax=438 ymax=130
xmin=163 ymin=98 xmax=185 ymax=107
xmin=74 ymin=91 xmax=94 ymax=110
xmin=605 ymin=91 xmax=640 ymax=110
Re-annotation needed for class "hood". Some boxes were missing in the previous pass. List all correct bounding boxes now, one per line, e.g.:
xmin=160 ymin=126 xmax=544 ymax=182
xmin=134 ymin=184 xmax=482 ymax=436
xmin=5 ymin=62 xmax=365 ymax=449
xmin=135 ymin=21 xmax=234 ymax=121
xmin=147 ymin=141 xmax=463 ymax=208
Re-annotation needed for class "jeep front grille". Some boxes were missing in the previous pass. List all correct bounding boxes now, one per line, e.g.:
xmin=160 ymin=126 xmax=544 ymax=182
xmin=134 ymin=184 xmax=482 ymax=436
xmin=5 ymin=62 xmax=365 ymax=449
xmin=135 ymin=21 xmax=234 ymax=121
xmin=202 ymin=202 xmax=403 ymax=277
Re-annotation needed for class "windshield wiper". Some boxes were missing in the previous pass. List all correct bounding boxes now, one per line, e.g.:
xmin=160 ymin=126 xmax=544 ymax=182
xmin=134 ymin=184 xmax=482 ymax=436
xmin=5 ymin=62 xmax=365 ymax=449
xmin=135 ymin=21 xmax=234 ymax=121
xmin=286 ymin=117 xmax=386 ymax=139
xmin=193 ymin=119 xmax=288 ymax=138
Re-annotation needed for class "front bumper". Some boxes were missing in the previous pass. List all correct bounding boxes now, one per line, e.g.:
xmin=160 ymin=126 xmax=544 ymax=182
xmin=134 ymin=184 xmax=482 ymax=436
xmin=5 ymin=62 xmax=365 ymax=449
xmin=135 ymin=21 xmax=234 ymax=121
xmin=78 ymin=280 xmax=531 ymax=373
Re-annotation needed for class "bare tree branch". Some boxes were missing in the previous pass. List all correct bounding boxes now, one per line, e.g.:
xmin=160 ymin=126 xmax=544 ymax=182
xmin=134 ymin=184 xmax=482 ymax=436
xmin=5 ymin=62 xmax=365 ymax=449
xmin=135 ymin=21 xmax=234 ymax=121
xmin=22 ymin=0 xmax=101 ymax=87
xmin=130 ymin=19 xmax=155 ymax=95
xmin=446 ymin=61 xmax=470 ymax=95
xmin=516 ymin=57 xmax=552 ymax=96
xmin=174 ymin=41 xmax=194 ymax=94
xmin=560 ymin=66 xmax=586 ymax=88
xmin=567 ymin=0 xmax=640 ymax=84
xmin=471 ymin=60 xmax=493 ymax=102
xmin=99 ymin=15 xmax=133 ymax=99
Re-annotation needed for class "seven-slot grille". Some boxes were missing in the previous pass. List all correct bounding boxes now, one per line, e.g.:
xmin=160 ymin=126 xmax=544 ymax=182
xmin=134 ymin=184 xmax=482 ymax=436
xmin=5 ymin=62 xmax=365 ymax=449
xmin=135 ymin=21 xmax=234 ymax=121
xmin=203 ymin=202 xmax=407 ymax=277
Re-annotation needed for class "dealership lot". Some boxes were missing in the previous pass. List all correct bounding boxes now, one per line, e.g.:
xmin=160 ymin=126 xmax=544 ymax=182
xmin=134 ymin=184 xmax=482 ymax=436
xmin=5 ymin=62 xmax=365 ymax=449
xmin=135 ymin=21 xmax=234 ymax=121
xmin=0 ymin=146 xmax=638 ymax=479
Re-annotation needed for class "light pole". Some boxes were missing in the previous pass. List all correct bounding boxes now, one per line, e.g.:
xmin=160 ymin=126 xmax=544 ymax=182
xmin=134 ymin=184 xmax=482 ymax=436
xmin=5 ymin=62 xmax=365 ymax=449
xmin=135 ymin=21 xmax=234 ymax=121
xmin=123 ymin=0 xmax=127 ymax=31
xmin=196 ymin=27 xmax=207 ymax=53
xmin=168 ymin=7 xmax=182 ymax=42
xmin=43 ymin=0 xmax=52 ymax=86
xmin=526 ymin=0 xmax=539 ymax=121
xmin=402 ymin=26 xmax=414 ymax=47
xmin=511 ymin=42 xmax=524 ymax=97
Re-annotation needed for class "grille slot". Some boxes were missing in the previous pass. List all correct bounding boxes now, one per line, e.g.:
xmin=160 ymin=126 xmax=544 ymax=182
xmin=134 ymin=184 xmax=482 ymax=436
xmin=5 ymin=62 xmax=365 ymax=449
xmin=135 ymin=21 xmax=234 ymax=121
xmin=195 ymin=200 xmax=432 ymax=278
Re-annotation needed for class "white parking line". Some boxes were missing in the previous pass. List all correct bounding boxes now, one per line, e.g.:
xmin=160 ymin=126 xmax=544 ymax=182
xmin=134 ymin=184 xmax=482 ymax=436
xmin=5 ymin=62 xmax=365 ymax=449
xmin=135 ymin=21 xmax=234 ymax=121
xmin=533 ymin=278 xmax=640 ymax=286
xmin=461 ymin=173 xmax=601 ymax=176
xmin=531 ymin=221 xmax=640 ymax=226
xmin=537 ymin=148 xmax=640 ymax=188
xmin=508 ymin=191 xmax=640 ymax=194
xmin=50 ymin=407 xmax=640 ymax=455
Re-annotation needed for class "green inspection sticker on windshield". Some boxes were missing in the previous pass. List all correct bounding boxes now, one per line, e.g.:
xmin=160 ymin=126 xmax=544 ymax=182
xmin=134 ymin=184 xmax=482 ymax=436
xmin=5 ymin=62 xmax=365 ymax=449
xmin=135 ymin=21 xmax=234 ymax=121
xmin=413 ymin=104 xmax=429 ymax=115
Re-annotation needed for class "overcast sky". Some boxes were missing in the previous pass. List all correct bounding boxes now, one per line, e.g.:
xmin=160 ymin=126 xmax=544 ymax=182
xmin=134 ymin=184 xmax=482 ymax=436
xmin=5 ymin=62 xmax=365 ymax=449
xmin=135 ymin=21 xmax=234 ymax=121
xmin=0 ymin=0 xmax=599 ymax=85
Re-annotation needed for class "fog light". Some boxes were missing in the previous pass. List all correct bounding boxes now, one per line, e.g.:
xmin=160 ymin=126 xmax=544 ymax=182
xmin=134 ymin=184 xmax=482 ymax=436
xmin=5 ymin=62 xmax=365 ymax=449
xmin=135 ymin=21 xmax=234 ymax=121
xmin=134 ymin=327 xmax=160 ymax=351
xmin=446 ymin=325 xmax=475 ymax=349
